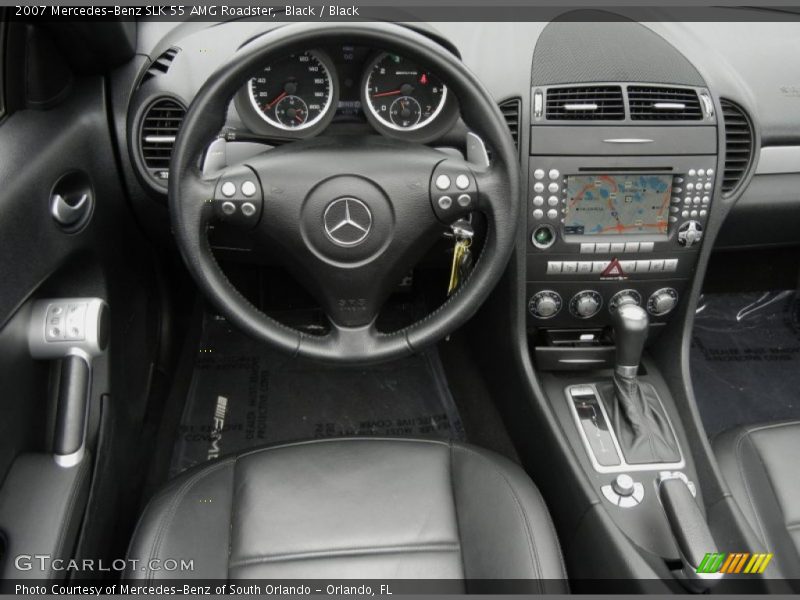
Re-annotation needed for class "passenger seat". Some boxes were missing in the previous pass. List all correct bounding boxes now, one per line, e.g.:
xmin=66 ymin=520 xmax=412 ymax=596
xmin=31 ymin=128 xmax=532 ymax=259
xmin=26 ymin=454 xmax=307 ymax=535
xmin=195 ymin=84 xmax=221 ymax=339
xmin=713 ymin=420 xmax=800 ymax=583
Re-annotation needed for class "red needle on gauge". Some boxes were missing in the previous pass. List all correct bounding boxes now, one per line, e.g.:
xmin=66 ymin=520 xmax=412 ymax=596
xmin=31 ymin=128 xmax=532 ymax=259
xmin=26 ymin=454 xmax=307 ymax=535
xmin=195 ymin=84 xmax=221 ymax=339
xmin=372 ymin=89 xmax=402 ymax=98
xmin=265 ymin=91 xmax=287 ymax=110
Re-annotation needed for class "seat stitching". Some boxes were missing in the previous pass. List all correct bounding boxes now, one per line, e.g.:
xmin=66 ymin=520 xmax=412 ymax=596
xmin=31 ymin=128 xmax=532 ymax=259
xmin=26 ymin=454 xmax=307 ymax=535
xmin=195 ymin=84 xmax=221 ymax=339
xmin=236 ymin=436 xmax=449 ymax=460
xmin=733 ymin=429 xmax=771 ymax=548
xmin=454 ymin=445 xmax=543 ymax=591
xmin=230 ymin=543 xmax=460 ymax=568
xmin=146 ymin=458 xmax=235 ymax=582
xmin=448 ymin=440 xmax=466 ymax=578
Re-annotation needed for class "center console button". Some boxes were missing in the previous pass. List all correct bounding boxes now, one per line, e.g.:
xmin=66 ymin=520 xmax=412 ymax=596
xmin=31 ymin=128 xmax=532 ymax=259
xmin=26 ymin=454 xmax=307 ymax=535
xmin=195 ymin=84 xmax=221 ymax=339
xmin=548 ymin=168 xmax=560 ymax=180
xmin=531 ymin=224 xmax=556 ymax=249
xmin=546 ymin=261 xmax=562 ymax=274
xmin=610 ymin=242 xmax=625 ymax=253
xmin=533 ymin=208 xmax=544 ymax=219
xmin=533 ymin=195 xmax=544 ymax=207
xmin=612 ymin=474 xmax=635 ymax=497
xmin=533 ymin=182 xmax=545 ymax=193
xmin=534 ymin=169 xmax=545 ymax=180
xmin=562 ymin=261 xmax=578 ymax=273
xmin=595 ymin=242 xmax=610 ymax=253
xmin=577 ymin=261 xmax=593 ymax=274
xmin=548 ymin=182 xmax=559 ymax=193
xmin=624 ymin=242 xmax=639 ymax=253
xmin=649 ymin=259 xmax=665 ymax=272
xmin=639 ymin=242 xmax=654 ymax=252
xmin=580 ymin=243 xmax=595 ymax=254
xmin=546 ymin=208 xmax=558 ymax=220
xmin=547 ymin=196 xmax=559 ymax=206
xmin=592 ymin=261 xmax=610 ymax=273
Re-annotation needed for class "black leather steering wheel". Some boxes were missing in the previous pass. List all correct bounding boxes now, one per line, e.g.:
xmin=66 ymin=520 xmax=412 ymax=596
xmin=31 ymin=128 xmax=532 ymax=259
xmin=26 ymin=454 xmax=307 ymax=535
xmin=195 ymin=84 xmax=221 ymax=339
xmin=169 ymin=22 xmax=520 ymax=363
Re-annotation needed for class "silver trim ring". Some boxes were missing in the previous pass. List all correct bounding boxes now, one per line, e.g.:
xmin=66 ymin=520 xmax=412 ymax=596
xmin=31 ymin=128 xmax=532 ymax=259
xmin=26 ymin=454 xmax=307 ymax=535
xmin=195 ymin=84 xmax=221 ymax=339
xmin=323 ymin=197 xmax=373 ymax=247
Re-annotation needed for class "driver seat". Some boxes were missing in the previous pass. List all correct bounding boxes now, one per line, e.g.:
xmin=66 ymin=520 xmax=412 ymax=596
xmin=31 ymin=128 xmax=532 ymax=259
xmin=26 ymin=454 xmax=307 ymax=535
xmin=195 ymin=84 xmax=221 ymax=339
xmin=127 ymin=438 xmax=566 ymax=589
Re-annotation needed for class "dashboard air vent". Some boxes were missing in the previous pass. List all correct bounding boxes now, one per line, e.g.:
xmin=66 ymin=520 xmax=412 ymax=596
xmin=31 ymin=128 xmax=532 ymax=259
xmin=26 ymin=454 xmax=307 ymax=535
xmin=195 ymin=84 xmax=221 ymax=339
xmin=140 ymin=98 xmax=185 ymax=183
xmin=546 ymin=86 xmax=624 ymax=120
xmin=628 ymin=86 xmax=703 ymax=120
xmin=499 ymin=99 xmax=521 ymax=148
xmin=140 ymin=47 xmax=179 ymax=85
xmin=720 ymin=99 xmax=754 ymax=195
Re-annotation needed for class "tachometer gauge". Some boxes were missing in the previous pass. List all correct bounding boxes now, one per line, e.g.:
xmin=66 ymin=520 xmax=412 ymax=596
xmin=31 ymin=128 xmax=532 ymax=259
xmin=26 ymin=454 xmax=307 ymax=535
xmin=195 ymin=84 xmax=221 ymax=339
xmin=248 ymin=51 xmax=334 ymax=131
xmin=364 ymin=53 xmax=447 ymax=131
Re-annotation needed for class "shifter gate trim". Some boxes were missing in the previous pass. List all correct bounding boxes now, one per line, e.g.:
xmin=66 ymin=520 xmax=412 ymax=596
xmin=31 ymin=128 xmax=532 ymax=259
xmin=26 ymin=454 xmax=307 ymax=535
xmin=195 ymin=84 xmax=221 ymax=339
xmin=565 ymin=383 xmax=685 ymax=473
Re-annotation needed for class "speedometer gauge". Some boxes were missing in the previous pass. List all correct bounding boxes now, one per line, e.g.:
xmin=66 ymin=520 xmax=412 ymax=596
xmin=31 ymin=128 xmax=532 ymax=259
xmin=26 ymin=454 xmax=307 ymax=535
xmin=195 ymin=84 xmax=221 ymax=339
xmin=248 ymin=51 xmax=334 ymax=131
xmin=364 ymin=53 xmax=447 ymax=131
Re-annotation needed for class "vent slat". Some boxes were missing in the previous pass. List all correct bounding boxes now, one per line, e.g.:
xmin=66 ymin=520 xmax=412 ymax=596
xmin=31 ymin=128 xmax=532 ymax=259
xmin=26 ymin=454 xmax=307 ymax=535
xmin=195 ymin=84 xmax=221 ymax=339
xmin=546 ymin=86 xmax=624 ymax=121
xmin=499 ymin=98 xmax=521 ymax=149
xmin=628 ymin=86 xmax=703 ymax=120
xmin=140 ymin=47 xmax=180 ymax=85
xmin=140 ymin=99 xmax=186 ymax=178
xmin=720 ymin=99 xmax=754 ymax=195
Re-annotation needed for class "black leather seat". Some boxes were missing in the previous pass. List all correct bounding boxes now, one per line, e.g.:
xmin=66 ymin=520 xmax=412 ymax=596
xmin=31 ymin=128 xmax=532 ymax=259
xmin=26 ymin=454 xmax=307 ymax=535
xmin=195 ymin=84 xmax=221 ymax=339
xmin=127 ymin=438 xmax=566 ymax=589
xmin=714 ymin=420 xmax=800 ymax=582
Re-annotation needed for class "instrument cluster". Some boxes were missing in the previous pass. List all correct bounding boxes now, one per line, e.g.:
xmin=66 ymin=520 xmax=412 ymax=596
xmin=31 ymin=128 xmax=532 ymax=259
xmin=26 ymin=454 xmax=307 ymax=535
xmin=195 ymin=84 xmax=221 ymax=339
xmin=234 ymin=45 xmax=459 ymax=142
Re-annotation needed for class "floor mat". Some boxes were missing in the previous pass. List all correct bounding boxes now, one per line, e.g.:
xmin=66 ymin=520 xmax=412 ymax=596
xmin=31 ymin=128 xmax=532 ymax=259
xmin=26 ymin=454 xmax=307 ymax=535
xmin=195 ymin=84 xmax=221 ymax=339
xmin=690 ymin=290 xmax=800 ymax=439
xmin=169 ymin=315 xmax=464 ymax=476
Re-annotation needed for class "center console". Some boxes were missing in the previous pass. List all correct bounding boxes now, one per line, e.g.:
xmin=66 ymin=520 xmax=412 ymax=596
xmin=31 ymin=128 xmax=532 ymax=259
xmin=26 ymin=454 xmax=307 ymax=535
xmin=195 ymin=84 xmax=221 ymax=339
xmin=527 ymin=119 xmax=717 ymax=370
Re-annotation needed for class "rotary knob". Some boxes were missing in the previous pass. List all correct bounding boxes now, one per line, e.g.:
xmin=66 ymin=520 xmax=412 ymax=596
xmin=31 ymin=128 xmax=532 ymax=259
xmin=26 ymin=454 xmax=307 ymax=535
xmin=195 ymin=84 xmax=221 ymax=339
xmin=570 ymin=291 xmax=602 ymax=319
xmin=648 ymin=288 xmax=679 ymax=316
xmin=612 ymin=474 xmax=635 ymax=497
xmin=677 ymin=220 xmax=704 ymax=247
xmin=609 ymin=289 xmax=642 ymax=313
xmin=529 ymin=291 xmax=562 ymax=319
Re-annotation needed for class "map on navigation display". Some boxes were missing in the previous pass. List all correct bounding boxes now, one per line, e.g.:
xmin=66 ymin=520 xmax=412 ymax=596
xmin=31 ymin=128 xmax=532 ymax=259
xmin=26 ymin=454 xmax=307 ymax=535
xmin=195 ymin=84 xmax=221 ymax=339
xmin=564 ymin=174 xmax=671 ymax=237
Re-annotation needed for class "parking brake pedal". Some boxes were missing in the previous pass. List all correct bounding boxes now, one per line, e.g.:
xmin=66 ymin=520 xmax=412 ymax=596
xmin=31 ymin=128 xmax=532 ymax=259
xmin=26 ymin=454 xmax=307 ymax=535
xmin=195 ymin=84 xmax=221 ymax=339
xmin=28 ymin=298 xmax=109 ymax=467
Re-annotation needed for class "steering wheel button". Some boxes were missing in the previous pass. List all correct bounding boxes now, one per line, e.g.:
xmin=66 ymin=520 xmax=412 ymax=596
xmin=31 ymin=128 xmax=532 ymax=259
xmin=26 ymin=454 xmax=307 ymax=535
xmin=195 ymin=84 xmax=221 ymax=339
xmin=221 ymin=201 xmax=236 ymax=216
xmin=457 ymin=194 xmax=471 ymax=207
xmin=455 ymin=174 xmax=470 ymax=190
xmin=241 ymin=202 xmax=257 ymax=217
xmin=437 ymin=195 xmax=453 ymax=210
xmin=435 ymin=174 xmax=451 ymax=190
xmin=221 ymin=181 xmax=236 ymax=197
xmin=241 ymin=181 xmax=257 ymax=197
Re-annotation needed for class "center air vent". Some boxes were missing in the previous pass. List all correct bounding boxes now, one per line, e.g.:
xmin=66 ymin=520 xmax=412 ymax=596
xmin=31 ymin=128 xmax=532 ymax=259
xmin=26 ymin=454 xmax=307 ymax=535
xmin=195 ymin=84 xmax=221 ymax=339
xmin=139 ymin=98 xmax=185 ymax=184
xmin=720 ymin=99 xmax=754 ymax=195
xmin=546 ymin=86 xmax=624 ymax=120
xmin=499 ymin=98 xmax=521 ymax=149
xmin=628 ymin=86 xmax=703 ymax=120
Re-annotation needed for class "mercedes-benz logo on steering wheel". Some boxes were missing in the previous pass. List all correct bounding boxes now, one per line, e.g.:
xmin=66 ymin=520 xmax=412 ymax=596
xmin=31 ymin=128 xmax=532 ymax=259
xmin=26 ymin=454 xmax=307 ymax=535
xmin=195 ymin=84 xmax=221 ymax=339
xmin=323 ymin=197 xmax=373 ymax=247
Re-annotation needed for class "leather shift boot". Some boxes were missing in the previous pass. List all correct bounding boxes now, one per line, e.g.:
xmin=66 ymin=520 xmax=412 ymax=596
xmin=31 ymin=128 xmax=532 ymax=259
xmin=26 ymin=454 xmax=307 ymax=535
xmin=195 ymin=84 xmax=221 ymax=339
xmin=598 ymin=375 xmax=681 ymax=464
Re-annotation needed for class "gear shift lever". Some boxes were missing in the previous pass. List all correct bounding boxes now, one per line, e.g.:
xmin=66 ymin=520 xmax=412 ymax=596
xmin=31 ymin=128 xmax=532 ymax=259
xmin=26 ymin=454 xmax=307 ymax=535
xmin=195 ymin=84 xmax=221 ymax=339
xmin=612 ymin=304 xmax=649 ymax=378
xmin=601 ymin=303 xmax=681 ymax=464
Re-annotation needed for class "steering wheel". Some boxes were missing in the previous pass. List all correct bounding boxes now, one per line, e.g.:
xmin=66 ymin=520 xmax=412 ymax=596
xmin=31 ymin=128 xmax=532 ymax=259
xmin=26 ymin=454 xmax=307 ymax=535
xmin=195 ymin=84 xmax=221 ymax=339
xmin=169 ymin=22 xmax=520 ymax=363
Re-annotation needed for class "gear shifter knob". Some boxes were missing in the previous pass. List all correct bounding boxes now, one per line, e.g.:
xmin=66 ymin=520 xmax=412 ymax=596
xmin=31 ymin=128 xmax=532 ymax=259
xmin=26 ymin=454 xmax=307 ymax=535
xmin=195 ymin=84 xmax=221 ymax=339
xmin=612 ymin=303 xmax=649 ymax=376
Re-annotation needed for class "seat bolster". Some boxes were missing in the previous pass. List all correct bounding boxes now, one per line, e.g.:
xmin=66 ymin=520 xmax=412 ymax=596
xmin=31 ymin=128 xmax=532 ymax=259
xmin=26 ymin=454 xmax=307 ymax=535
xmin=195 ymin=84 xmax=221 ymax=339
xmin=126 ymin=458 xmax=236 ymax=580
xmin=451 ymin=443 xmax=567 ymax=589
xmin=713 ymin=421 xmax=800 ymax=579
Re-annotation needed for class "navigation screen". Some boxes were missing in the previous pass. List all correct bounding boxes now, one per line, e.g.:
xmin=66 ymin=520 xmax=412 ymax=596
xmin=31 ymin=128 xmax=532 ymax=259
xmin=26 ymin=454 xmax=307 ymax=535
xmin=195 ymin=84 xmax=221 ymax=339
xmin=564 ymin=174 xmax=671 ymax=237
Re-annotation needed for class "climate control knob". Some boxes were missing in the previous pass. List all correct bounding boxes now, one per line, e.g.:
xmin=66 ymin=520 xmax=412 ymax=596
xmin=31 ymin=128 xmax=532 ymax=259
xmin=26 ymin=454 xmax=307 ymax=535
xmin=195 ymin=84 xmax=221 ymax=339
xmin=647 ymin=288 xmax=679 ymax=316
xmin=570 ymin=290 xmax=603 ymax=319
xmin=529 ymin=290 xmax=562 ymax=319
xmin=609 ymin=289 xmax=642 ymax=313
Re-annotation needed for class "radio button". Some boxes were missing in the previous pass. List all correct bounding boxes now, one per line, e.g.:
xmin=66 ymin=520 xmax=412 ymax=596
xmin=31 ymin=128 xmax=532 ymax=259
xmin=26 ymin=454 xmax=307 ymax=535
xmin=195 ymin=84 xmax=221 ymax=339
xmin=533 ymin=195 xmax=544 ymax=207
xmin=670 ymin=206 xmax=679 ymax=214
xmin=681 ymin=210 xmax=689 ymax=218
xmin=547 ymin=261 xmax=562 ymax=274
xmin=533 ymin=182 xmax=545 ymax=193
xmin=592 ymin=261 xmax=610 ymax=273
xmin=704 ymin=182 xmax=712 ymax=190
xmin=692 ymin=196 xmax=700 ymax=205
xmin=649 ymin=259 xmax=665 ymax=272
xmin=702 ymin=196 xmax=710 ymax=204
xmin=707 ymin=169 xmax=714 ymax=176
xmin=699 ymin=209 xmax=708 ymax=217
xmin=688 ymin=169 xmax=696 ymax=177
xmin=664 ymin=258 xmax=679 ymax=272
xmin=548 ymin=182 xmax=559 ymax=193
xmin=580 ymin=243 xmax=595 ymax=254
xmin=547 ymin=208 xmax=558 ymax=220
xmin=698 ymin=169 xmax=705 ymax=177
xmin=690 ymin=210 xmax=698 ymax=218
xmin=634 ymin=260 xmax=651 ymax=273
xmin=595 ymin=242 xmax=610 ymax=253
xmin=534 ymin=169 xmax=545 ymax=180
xmin=610 ymin=242 xmax=625 ymax=253
xmin=620 ymin=260 xmax=636 ymax=273
xmin=562 ymin=261 xmax=578 ymax=273
xmin=671 ymin=196 xmax=681 ymax=204
xmin=639 ymin=242 xmax=654 ymax=252
xmin=687 ymin=182 xmax=694 ymax=191
xmin=684 ymin=197 xmax=691 ymax=205
xmin=675 ymin=177 xmax=684 ymax=184
xmin=533 ymin=209 xmax=544 ymax=219
xmin=548 ymin=169 xmax=560 ymax=180
xmin=673 ymin=187 xmax=682 ymax=194
xmin=578 ymin=261 xmax=593 ymax=274
xmin=669 ymin=216 xmax=678 ymax=223
xmin=624 ymin=242 xmax=640 ymax=253
xmin=548 ymin=196 xmax=559 ymax=207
